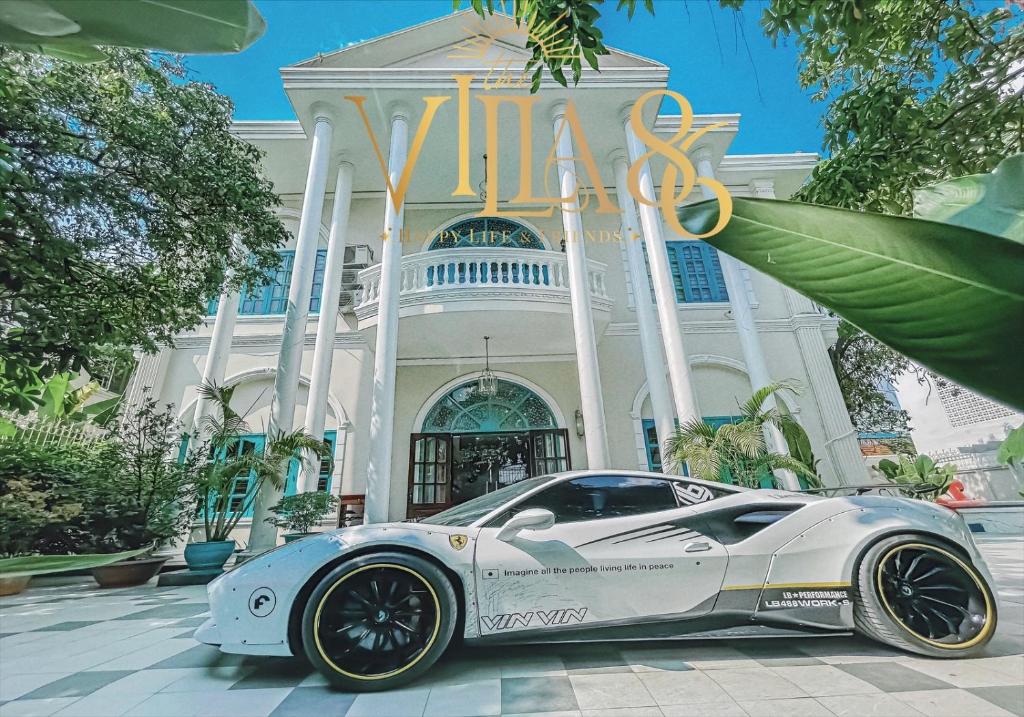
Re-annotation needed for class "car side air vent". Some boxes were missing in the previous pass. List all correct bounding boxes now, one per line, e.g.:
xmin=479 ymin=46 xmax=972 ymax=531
xmin=698 ymin=504 xmax=806 ymax=545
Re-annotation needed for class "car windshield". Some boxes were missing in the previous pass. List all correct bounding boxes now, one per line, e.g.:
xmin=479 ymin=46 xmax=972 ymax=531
xmin=418 ymin=475 xmax=554 ymax=527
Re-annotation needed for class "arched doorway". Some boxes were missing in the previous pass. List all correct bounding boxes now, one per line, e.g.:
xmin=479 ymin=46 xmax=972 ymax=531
xmin=408 ymin=378 xmax=570 ymax=518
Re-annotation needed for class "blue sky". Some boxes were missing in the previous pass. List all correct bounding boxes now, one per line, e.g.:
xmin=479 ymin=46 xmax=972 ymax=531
xmin=186 ymin=0 xmax=824 ymax=155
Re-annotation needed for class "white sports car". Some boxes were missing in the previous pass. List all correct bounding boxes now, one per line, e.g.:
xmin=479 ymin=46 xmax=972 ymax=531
xmin=195 ymin=470 xmax=998 ymax=691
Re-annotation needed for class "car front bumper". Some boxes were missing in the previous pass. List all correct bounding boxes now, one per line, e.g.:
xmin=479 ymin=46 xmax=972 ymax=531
xmin=194 ymin=618 xmax=222 ymax=646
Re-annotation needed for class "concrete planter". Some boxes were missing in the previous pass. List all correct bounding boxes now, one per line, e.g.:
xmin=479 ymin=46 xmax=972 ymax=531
xmin=0 ymin=575 xmax=30 ymax=596
xmin=91 ymin=557 xmax=168 ymax=589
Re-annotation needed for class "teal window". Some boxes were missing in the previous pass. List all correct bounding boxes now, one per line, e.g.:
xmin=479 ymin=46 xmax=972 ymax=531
xmin=428 ymin=217 xmax=545 ymax=250
xmin=184 ymin=430 xmax=337 ymax=520
xmin=666 ymin=241 xmax=728 ymax=303
xmin=208 ymin=250 xmax=327 ymax=316
xmin=643 ymin=416 xmax=781 ymax=487
xmin=284 ymin=431 xmax=337 ymax=495
xmin=642 ymin=419 xmax=663 ymax=472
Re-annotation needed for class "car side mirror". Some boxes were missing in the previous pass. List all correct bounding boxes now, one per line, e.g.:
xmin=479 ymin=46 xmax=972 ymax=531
xmin=496 ymin=508 xmax=555 ymax=542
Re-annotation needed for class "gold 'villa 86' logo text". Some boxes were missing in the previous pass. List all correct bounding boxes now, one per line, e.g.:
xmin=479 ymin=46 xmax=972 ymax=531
xmin=342 ymin=19 xmax=732 ymax=241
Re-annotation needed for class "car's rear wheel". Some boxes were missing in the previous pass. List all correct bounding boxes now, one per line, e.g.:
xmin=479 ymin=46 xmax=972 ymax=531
xmin=853 ymin=535 xmax=997 ymax=657
xmin=301 ymin=552 xmax=457 ymax=691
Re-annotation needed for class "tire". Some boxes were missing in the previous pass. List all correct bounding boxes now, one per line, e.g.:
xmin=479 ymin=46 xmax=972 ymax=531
xmin=301 ymin=552 xmax=457 ymax=691
xmin=853 ymin=535 xmax=997 ymax=658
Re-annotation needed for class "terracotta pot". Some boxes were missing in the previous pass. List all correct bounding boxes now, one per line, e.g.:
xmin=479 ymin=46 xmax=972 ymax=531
xmin=0 ymin=575 xmax=30 ymax=596
xmin=91 ymin=557 xmax=168 ymax=589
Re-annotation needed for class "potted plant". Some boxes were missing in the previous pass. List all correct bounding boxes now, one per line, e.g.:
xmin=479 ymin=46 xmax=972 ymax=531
xmin=875 ymin=454 xmax=958 ymax=500
xmin=184 ymin=382 xmax=330 ymax=573
xmin=68 ymin=397 xmax=197 ymax=587
xmin=266 ymin=492 xmax=339 ymax=542
xmin=0 ymin=547 xmax=152 ymax=595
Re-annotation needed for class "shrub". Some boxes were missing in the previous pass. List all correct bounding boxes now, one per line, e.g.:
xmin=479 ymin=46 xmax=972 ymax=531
xmin=266 ymin=492 xmax=339 ymax=535
xmin=0 ymin=397 xmax=197 ymax=556
xmin=71 ymin=398 xmax=197 ymax=553
xmin=0 ymin=440 xmax=89 ymax=556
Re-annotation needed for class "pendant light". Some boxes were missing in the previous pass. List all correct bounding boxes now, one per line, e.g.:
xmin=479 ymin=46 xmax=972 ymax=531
xmin=478 ymin=153 xmax=488 ymax=203
xmin=477 ymin=336 xmax=498 ymax=397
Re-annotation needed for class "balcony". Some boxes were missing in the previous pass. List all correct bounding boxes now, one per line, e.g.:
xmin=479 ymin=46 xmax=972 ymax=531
xmin=353 ymin=248 xmax=612 ymax=357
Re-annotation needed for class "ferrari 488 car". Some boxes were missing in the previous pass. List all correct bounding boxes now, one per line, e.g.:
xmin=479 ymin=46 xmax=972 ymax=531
xmin=195 ymin=470 xmax=998 ymax=691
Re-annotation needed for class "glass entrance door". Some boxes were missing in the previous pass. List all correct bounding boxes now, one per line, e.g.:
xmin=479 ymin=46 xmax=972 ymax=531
xmin=407 ymin=429 xmax=570 ymax=518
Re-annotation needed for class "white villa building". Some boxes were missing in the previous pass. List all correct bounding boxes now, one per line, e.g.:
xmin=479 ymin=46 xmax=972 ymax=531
xmin=124 ymin=11 xmax=868 ymax=549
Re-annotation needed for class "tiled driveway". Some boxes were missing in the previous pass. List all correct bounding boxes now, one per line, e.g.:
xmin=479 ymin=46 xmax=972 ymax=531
xmin=1 ymin=537 xmax=1021 ymax=717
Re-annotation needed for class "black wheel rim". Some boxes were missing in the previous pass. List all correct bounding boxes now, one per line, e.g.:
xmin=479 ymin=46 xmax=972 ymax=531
xmin=314 ymin=565 xmax=439 ymax=678
xmin=877 ymin=544 xmax=991 ymax=648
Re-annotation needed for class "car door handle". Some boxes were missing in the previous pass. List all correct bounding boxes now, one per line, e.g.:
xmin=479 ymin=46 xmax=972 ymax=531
xmin=684 ymin=541 xmax=712 ymax=553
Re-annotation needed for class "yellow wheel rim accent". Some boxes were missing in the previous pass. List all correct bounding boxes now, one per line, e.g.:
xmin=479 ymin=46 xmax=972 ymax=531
xmin=875 ymin=543 xmax=994 ymax=650
xmin=312 ymin=563 xmax=442 ymax=681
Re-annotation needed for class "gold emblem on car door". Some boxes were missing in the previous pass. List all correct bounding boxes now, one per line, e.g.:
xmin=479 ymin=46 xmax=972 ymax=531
xmin=449 ymin=534 xmax=469 ymax=551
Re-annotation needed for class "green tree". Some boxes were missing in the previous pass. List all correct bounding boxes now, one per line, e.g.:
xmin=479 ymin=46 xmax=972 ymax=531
xmin=664 ymin=381 xmax=819 ymax=489
xmin=0 ymin=49 xmax=288 ymax=412
xmin=829 ymin=321 xmax=910 ymax=433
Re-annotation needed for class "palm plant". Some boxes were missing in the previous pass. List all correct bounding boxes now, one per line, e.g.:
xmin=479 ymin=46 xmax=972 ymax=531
xmin=665 ymin=381 xmax=820 ymax=489
xmin=188 ymin=382 xmax=331 ymax=542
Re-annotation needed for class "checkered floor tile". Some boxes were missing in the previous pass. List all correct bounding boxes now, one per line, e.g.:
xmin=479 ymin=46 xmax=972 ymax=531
xmin=1 ymin=538 xmax=1021 ymax=717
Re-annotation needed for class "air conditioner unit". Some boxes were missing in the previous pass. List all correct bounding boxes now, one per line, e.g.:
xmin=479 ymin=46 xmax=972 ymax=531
xmin=344 ymin=244 xmax=373 ymax=266
xmin=337 ymin=289 xmax=361 ymax=313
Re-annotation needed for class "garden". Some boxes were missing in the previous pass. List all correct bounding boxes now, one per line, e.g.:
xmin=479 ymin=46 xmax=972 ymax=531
xmin=0 ymin=381 xmax=334 ymax=596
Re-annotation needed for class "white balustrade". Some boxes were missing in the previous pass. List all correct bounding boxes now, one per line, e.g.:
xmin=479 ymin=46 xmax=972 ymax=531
xmin=355 ymin=248 xmax=608 ymax=312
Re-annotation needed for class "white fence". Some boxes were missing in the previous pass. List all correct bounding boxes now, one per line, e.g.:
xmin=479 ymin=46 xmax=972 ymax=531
xmin=0 ymin=414 xmax=108 ymax=447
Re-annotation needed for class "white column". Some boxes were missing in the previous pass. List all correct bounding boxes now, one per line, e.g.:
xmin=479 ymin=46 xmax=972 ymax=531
xmin=791 ymin=316 xmax=870 ymax=486
xmin=554 ymin=105 xmax=610 ymax=469
xmin=192 ymin=280 xmax=241 ymax=434
xmin=249 ymin=114 xmax=334 ymax=552
xmin=613 ymin=156 xmax=675 ymax=460
xmin=365 ymin=109 xmax=409 ymax=524
xmin=695 ymin=156 xmax=798 ymax=490
xmin=121 ymin=346 xmax=171 ymax=419
xmin=624 ymin=119 xmax=700 ymax=424
xmin=299 ymin=161 xmax=354 ymax=492
xmin=746 ymin=179 xmax=867 ymax=487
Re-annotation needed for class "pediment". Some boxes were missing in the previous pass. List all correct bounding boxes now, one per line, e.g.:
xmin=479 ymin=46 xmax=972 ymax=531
xmin=288 ymin=9 xmax=664 ymax=72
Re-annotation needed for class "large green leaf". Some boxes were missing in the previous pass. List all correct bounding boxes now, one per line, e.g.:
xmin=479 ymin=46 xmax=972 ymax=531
xmin=0 ymin=546 xmax=152 ymax=577
xmin=678 ymin=198 xmax=1024 ymax=410
xmin=913 ymin=155 xmax=1023 ymax=243
xmin=0 ymin=0 xmax=265 ymax=59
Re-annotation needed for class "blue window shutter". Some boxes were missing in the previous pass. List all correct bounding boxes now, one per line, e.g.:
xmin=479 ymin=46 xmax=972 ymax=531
xmin=265 ymin=252 xmax=294 ymax=314
xmin=318 ymin=431 xmax=336 ymax=492
xmin=667 ymin=241 xmax=729 ymax=303
xmin=283 ymin=429 xmax=337 ymax=495
xmin=641 ymin=419 xmax=662 ymax=472
xmin=308 ymin=249 xmax=327 ymax=313
xmin=233 ymin=435 xmax=265 ymax=517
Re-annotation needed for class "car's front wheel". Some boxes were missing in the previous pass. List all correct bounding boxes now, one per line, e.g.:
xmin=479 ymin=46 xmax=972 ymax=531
xmin=853 ymin=535 xmax=997 ymax=657
xmin=301 ymin=552 xmax=457 ymax=691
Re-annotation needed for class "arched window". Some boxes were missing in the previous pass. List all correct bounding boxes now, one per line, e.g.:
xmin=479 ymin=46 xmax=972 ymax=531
xmin=429 ymin=217 xmax=544 ymax=250
xmin=422 ymin=379 xmax=556 ymax=433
